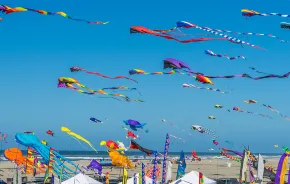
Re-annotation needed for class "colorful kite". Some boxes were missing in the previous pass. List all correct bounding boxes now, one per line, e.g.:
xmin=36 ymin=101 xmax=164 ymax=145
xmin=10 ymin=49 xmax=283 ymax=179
xmin=116 ymin=141 xmax=128 ymax=151
xmin=126 ymin=131 xmax=139 ymax=139
xmin=70 ymin=66 xmax=137 ymax=83
xmin=183 ymin=84 xmax=228 ymax=94
xmin=232 ymin=106 xmax=272 ymax=119
xmin=191 ymin=151 xmax=201 ymax=161
xmin=130 ymin=26 xmax=226 ymax=43
xmin=0 ymin=5 xmax=108 ymax=24
xmin=100 ymin=140 xmax=120 ymax=150
xmin=205 ymin=50 xmax=246 ymax=60
xmin=157 ymin=21 xmax=264 ymax=49
xmin=123 ymin=119 xmax=146 ymax=131
xmin=46 ymin=130 xmax=54 ymax=136
xmin=242 ymin=9 xmax=290 ymax=18
xmin=244 ymin=99 xmax=290 ymax=121
xmin=58 ymin=77 xmax=143 ymax=102
xmin=214 ymin=104 xmax=223 ymax=108
xmin=107 ymin=149 xmax=134 ymax=168
xmin=61 ymin=126 xmax=98 ymax=152
xmin=90 ymin=117 xmax=103 ymax=124
xmin=281 ymin=22 xmax=290 ymax=29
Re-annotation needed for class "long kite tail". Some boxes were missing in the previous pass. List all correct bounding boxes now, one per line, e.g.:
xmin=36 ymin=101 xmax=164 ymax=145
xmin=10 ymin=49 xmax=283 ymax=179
xmin=205 ymin=50 xmax=246 ymax=60
xmin=182 ymin=83 xmax=228 ymax=94
xmin=202 ymin=26 xmax=288 ymax=43
xmin=70 ymin=66 xmax=137 ymax=83
xmin=242 ymin=9 xmax=290 ymax=18
xmin=97 ymin=88 xmax=144 ymax=102
xmin=0 ymin=5 xmax=108 ymax=24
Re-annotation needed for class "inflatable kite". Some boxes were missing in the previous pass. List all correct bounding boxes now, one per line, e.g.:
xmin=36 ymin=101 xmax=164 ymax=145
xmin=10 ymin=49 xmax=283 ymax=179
xmin=107 ymin=149 xmax=135 ymax=168
xmin=82 ymin=159 xmax=103 ymax=175
xmin=4 ymin=148 xmax=46 ymax=175
xmin=129 ymin=140 xmax=153 ymax=156
xmin=126 ymin=131 xmax=139 ymax=139
xmin=0 ymin=5 xmax=108 ymax=24
xmin=100 ymin=140 xmax=121 ymax=150
xmin=70 ymin=66 xmax=137 ymax=83
xmin=116 ymin=141 xmax=128 ymax=151
xmin=205 ymin=50 xmax=246 ymax=60
xmin=61 ymin=126 xmax=98 ymax=152
xmin=123 ymin=119 xmax=146 ymax=131
xmin=15 ymin=133 xmax=80 ymax=180
xmin=191 ymin=151 xmax=201 ymax=161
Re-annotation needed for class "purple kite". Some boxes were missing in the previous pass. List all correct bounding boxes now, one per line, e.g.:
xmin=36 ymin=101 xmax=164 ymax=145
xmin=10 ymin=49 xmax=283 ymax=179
xmin=82 ymin=159 xmax=103 ymax=175
xmin=123 ymin=119 xmax=146 ymax=131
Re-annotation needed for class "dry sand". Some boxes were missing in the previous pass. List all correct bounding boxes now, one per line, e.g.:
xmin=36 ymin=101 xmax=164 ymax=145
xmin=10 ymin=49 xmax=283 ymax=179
xmin=0 ymin=158 xmax=279 ymax=183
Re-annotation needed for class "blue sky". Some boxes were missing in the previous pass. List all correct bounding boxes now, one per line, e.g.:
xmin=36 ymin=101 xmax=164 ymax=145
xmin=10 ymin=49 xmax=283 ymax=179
xmin=1 ymin=0 xmax=290 ymax=153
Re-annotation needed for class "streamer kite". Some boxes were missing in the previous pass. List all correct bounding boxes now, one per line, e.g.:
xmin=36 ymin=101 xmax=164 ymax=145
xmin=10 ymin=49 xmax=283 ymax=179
xmin=205 ymin=50 xmax=246 ymax=60
xmin=155 ymin=21 xmax=264 ymax=50
xmin=61 ymin=126 xmax=98 ymax=152
xmin=58 ymin=77 xmax=143 ymax=102
xmin=129 ymin=140 xmax=153 ymax=156
xmin=244 ymin=100 xmax=290 ymax=121
xmin=191 ymin=125 xmax=217 ymax=138
xmin=130 ymin=26 xmax=226 ymax=43
xmin=242 ymin=9 xmax=290 ymax=18
xmin=70 ymin=66 xmax=137 ymax=83
xmin=232 ymin=106 xmax=272 ymax=119
xmin=0 ymin=5 xmax=108 ymax=24
xmin=183 ymin=84 xmax=228 ymax=94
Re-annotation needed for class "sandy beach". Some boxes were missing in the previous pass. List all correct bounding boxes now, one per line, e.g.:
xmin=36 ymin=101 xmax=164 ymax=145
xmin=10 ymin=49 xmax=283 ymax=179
xmin=0 ymin=158 xmax=280 ymax=183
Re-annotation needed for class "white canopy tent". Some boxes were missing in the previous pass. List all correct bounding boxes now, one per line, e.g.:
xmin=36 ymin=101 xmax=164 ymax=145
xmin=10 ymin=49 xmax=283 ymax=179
xmin=118 ymin=173 xmax=157 ymax=184
xmin=61 ymin=173 xmax=102 ymax=184
xmin=170 ymin=171 xmax=216 ymax=184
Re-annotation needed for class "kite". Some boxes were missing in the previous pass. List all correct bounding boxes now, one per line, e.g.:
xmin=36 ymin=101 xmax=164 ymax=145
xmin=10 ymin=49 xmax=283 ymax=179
xmin=232 ymin=106 xmax=272 ymax=119
xmin=0 ymin=133 xmax=8 ymax=144
xmin=83 ymin=159 xmax=103 ymax=175
xmin=15 ymin=133 xmax=80 ymax=180
xmin=100 ymin=140 xmax=121 ymax=150
xmin=126 ymin=131 xmax=139 ymax=139
xmin=46 ymin=130 xmax=54 ymax=136
xmin=58 ymin=77 xmax=142 ymax=102
xmin=24 ymin=131 xmax=34 ymax=134
xmin=4 ymin=148 xmax=46 ymax=175
xmin=123 ymin=119 xmax=146 ymax=131
xmin=90 ymin=117 xmax=103 ymax=124
xmin=162 ymin=119 xmax=166 ymax=122
xmin=281 ymin=22 xmax=290 ymax=29
xmin=191 ymin=125 xmax=217 ymax=138
xmin=61 ymin=126 xmax=98 ymax=152
xmin=274 ymin=145 xmax=278 ymax=148
xmin=195 ymin=74 xmax=213 ymax=85
xmin=205 ymin=50 xmax=246 ymax=60
xmin=158 ymin=21 xmax=264 ymax=49
xmin=201 ymin=67 xmax=290 ymax=80
xmin=183 ymin=84 xmax=228 ymax=94
xmin=0 ymin=5 xmax=108 ymax=24
xmin=191 ymin=151 xmax=201 ymax=161
xmin=242 ymin=9 xmax=290 ymax=18
xmin=129 ymin=140 xmax=153 ymax=156
xmin=116 ymin=141 xmax=128 ymax=151
xmin=215 ymin=104 xmax=223 ymax=108
xmin=202 ymin=27 xmax=287 ymax=43
xmin=244 ymin=99 xmax=290 ymax=121
xmin=70 ymin=66 xmax=137 ymax=83
xmin=107 ymin=149 xmax=135 ymax=168
xmin=130 ymin=26 xmax=226 ymax=43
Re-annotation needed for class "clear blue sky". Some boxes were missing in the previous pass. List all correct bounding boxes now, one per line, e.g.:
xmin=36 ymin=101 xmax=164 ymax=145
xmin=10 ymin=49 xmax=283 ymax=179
xmin=1 ymin=0 xmax=290 ymax=153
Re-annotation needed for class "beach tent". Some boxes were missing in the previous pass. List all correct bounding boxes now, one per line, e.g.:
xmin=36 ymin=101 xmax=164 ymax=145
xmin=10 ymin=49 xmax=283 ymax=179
xmin=118 ymin=173 xmax=157 ymax=184
xmin=170 ymin=171 xmax=216 ymax=184
xmin=61 ymin=173 xmax=102 ymax=184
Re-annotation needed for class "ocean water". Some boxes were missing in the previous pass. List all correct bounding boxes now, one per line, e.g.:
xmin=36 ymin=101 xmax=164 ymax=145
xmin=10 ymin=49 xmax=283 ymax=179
xmin=0 ymin=151 xmax=282 ymax=161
